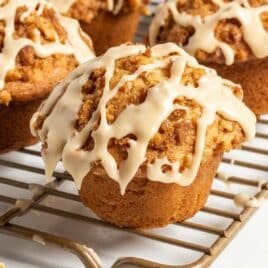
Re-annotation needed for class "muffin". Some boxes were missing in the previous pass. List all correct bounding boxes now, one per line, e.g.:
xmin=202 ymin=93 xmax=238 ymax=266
xmin=48 ymin=0 xmax=150 ymax=55
xmin=31 ymin=43 xmax=256 ymax=228
xmin=0 ymin=0 xmax=94 ymax=153
xmin=149 ymin=0 xmax=268 ymax=115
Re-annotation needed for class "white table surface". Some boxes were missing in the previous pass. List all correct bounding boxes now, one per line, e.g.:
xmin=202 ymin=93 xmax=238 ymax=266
xmin=212 ymin=201 xmax=268 ymax=268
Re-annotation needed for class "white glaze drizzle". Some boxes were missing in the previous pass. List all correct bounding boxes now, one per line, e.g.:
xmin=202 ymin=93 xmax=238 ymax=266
xmin=216 ymin=171 xmax=232 ymax=188
xmin=217 ymin=171 xmax=230 ymax=182
xmin=33 ymin=235 xmax=46 ymax=246
xmin=112 ymin=0 xmax=124 ymax=15
xmin=149 ymin=0 xmax=268 ymax=65
xmin=31 ymin=43 xmax=256 ymax=195
xmin=15 ymin=199 xmax=32 ymax=212
xmin=0 ymin=0 xmax=94 ymax=90
xmin=46 ymin=0 xmax=76 ymax=13
xmin=234 ymin=193 xmax=264 ymax=208
xmin=48 ymin=0 xmax=125 ymax=15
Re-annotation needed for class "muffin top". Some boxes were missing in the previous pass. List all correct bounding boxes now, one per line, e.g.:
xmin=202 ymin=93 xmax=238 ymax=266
xmin=47 ymin=0 xmax=149 ymax=24
xmin=149 ymin=0 xmax=268 ymax=65
xmin=31 ymin=43 xmax=256 ymax=194
xmin=0 ymin=0 xmax=95 ymax=105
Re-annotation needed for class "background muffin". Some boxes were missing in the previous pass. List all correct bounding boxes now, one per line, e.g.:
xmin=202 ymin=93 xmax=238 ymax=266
xmin=48 ymin=0 xmax=150 ymax=55
xmin=149 ymin=0 xmax=268 ymax=115
xmin=0 ymin=0 xmax=94 ymax=153
xmin=31 ymin=43 xmax=255 ymax=228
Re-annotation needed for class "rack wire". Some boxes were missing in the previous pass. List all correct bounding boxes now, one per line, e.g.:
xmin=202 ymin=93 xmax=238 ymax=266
xmin=1 ymin=1 xmax=268 ymax=267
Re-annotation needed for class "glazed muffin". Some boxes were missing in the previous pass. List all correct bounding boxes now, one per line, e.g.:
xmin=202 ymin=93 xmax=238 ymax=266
xmin=149 ymin=0 xmax=268 ymax=115
xmin=48 ymin=0 xmax=150 ymax=55
xmin=0 ymin=0 xmax=95 ymax=153
xmin=31 ymin=43 xmax=255 ymax=228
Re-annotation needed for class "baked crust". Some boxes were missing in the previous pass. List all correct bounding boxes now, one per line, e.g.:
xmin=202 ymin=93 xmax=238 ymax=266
xmin=0 ymin=97 xmax=45 ymax=153
xmin=80 ymin=150 xmax=222 ymax=228
xmin=80 ymin=8 xmax=142 ymax=55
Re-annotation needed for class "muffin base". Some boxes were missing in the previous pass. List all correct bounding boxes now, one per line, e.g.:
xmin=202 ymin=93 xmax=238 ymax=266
xmin=80 ymin=9 xmax=141 ymax=55
xmin=80 ymin=151 xmax=222 ymax=228
xmin=0 ymin=97 xmax=45 ymax=154
xmin=205 ymin=57 xmax=268 ymax=115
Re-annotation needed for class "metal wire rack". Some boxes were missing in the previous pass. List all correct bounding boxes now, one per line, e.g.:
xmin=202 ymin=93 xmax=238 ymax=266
xmin=1 ymin=1 xmax=268 ymax=267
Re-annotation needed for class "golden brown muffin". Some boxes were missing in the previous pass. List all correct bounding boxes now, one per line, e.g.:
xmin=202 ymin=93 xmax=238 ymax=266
xmin=31 ymin=43 xmax=256 ymax=228
xmin=0 ymin=0 xmax=95 ymax=153
xmin=149 ymin=0 xmax=268 ymax=115
xmin=48 ymin=0 xmax=150 ymax=55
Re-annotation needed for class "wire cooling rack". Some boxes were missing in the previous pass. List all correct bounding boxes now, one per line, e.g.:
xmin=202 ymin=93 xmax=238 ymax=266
xmin=1 ymin=1 xmax=268 ymax=267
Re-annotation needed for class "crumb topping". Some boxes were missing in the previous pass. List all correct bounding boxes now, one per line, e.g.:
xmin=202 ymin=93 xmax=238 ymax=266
xmin=0 ymin=0 xmax=94 ymax=105
xmin=75 ymin=50 xmax=245 ymax=171
xmin=31 ymin=44 xmax=255 ymax=193
xmin=150 ymin=0 xmax=268 ymax=64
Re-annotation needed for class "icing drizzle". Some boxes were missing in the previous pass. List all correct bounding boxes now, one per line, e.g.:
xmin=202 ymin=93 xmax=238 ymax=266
xmin=31 ymin=43 xmax=256 ymax=195
xmin=46 ymin=0 xmax=76 ymax=13
xmin=234 ymin=193 xmax=264 ymax=208
xmin=0 ymin=0 xmax=94 ymax=90
xmin=48 ymin=0 xmax=126 ymax=15
xmin=149 ymin=0 xmax=268 ymax=65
